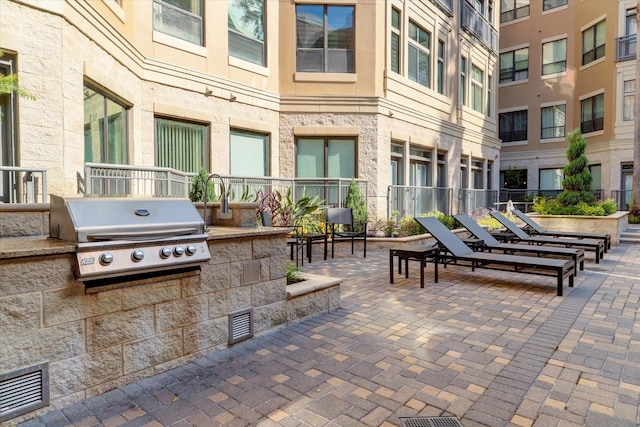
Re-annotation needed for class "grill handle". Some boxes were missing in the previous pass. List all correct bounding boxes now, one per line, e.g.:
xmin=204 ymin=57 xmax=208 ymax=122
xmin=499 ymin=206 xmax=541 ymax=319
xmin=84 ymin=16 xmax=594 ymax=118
xmin=86 ymin=227 xmax=199 ymax=241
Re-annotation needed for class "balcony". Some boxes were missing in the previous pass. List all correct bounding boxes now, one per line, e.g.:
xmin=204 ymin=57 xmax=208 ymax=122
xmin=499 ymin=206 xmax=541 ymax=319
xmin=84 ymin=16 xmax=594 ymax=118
xmin=430 ymin=0 xmax=453 ymax=16
xmin=616 ymin=34 xmax=636 ymax=62
xmin=460 ymin=0 xmax=498 ymax=54
xmin=0 ymin=166 xmax=48 ymax=203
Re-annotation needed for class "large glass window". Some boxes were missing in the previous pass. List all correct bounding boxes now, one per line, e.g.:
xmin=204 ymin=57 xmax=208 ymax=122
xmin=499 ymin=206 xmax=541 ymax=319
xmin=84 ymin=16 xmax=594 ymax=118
xmin=499 ymin=110 xmax=527 ymax=142
xmin=296 ymin=137 xmax=356 ymax=178
xmin=408 ymin=21 xmax=431 ymax=88
xmin=152 ymin=0 xmax=203 ymax=45
xmin=155 ymin=118 xmax=208 ymax=173
xmin=437 ymin=40 xmax=445 ymax=94
xmin=228 ymin=0 xmax=265 ymax=66
xmin=582 ymin=20 xmax=606 ymax=65
xmin=472 ymin=159 xmax=483 ymax=189
xmin=539 ymin=168 xmax=563 ymax=190
xmin=500 ymin=0 xmax=529 ymax=23
xmin=499 ymin=47 xmax=528 ymax=83
xmin=541 ymin=104 xmax=565 ymax=139
xmin=580 ymin=93 xmax=604 ymax=133
xmin=623 ymin=80 xmax=635 ymax=121
xmin=0 ymin=55 xmax=17 ymax=202
xmin=230 ymin=130 xmax=269 ymax=176
xmin=460 ymin=56 xmax=467 ymax=105
xmin=83 ymin=86 xmax=128 ymax=164
xmin=542 ymin=38 xmax=566 ymax=75
xmin=543 ymin=0 xmax=567 ymax=11
xmin=471 ymin=64 xmax=484 ymax=113
xmin=391 ymin=7 xmax=401 ymax=74
xmin=296 ymin=5 xmax=354 ymax=73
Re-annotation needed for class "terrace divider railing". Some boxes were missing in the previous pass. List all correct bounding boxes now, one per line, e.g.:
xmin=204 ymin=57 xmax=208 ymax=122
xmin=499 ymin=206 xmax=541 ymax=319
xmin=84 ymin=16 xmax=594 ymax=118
xmin=457 ymin=188 xmax=499 ymax=214
xmin=387 ymin=185 xmax=453 ymax=220
xmin=84 ymin=162 xmax=367 ymax=209
xmin=0 ymin=166 xmax=48 ymax=203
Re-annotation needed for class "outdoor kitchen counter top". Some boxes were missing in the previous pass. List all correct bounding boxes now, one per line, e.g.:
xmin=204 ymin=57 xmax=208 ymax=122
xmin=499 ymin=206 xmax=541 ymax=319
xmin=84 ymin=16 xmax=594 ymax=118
xmin=0 ymin=236 xmax=75 ymax=259
xmin=0 ymin=227 xmax=288 ymax=260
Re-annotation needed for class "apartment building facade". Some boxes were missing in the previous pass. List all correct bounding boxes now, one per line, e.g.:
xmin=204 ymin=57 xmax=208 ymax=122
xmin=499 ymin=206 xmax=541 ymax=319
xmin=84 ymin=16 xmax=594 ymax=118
xmin=0 ymin=0 xmax=500 ymax=221
xmin=498 ymin=0 xmax=637 ymax=208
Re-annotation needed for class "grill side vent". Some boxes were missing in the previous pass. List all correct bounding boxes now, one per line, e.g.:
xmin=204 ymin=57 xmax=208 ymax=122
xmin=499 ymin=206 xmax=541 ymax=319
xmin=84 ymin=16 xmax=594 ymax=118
xmin=228 ymin=308 xmax=253 ymax=345
xmin=0 ymin=362 xmax=50 ymax=422
xmin=400 ymin=417 xmax=464 ymax=427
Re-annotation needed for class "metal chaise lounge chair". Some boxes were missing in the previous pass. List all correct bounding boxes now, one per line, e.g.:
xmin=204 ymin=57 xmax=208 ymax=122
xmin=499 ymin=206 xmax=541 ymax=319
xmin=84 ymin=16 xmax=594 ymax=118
xmin=453 ymin=214 xmax=585 ymax=275
xmin=414 ymin=217 xmax=575 ymax=296
xmin=490 ymin=211 xmax=605 ymax=263
xmin=511 ymin=208 xmax=611 ymax=252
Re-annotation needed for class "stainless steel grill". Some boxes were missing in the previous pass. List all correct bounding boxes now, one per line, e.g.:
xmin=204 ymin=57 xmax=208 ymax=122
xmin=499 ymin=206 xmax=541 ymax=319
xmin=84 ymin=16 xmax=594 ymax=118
xmin=49 ymin=195 xmax=211 ymax=282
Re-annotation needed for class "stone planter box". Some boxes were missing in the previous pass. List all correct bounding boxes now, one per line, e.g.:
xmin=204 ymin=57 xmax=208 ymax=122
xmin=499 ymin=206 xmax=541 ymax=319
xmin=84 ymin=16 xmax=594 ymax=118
xmin=525 ymin=211 xmax=628 ymax=246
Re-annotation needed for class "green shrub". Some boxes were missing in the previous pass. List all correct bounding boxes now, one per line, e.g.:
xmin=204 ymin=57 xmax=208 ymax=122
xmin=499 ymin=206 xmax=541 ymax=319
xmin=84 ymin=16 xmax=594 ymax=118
xmin=344 ymin=178 xmax=368 ymax=232
xmin=533 ymin=196 xmax=617 ymax=216
xmin=189 ymin=168 xmax=216 ymax=202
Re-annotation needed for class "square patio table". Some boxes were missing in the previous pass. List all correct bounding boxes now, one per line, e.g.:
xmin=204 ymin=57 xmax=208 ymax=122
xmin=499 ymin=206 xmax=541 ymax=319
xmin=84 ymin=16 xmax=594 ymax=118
xmin=389 ymin=245 xmax=438 ymax=288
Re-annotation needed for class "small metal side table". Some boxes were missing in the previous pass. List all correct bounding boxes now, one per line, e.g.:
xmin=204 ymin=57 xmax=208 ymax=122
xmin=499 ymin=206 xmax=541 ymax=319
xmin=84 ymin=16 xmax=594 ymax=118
xmin=389 ymin=245 xmax=438 ymax=288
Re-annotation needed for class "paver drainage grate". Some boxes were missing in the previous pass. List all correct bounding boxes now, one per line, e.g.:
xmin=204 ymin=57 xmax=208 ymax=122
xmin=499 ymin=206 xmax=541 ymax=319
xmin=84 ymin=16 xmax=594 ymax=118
xmin=400 ymin=416 xmax=464 ymax=427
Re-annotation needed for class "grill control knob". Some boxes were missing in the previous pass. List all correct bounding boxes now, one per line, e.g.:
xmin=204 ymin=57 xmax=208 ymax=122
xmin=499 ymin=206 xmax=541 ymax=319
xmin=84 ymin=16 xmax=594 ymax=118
xmin=100 ymin=253 xmax=114 ymax=265
xmin=131 ymin=249 xmax=145 ymax=262
xmin=160 ymin=247 xmax=172 ymax=259
xmin=186 ymin=245 xmax=198 ymax=256
xmin=173 ymin=246 xmax=185 ymax=257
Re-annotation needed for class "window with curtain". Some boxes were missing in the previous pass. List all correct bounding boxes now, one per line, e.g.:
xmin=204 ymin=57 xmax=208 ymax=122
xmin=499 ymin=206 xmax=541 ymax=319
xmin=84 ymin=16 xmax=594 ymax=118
xmin=296 ymin=137 xmax=356 ymax=178
xmin=499 ymin=110 xmax=527 ymax=142
xmin=391 ymin=7 xmax=401 ymax=74
xmin=541 ymin=104 xmax=565 ymax=139
xmin=408 ymin=21 xmax=431 ymax=88
xmin=471 ymin=64 xmax=483 ymax=113
xmin=543 ymin=0 xmax=567 ymax=11
xmin=589 ymin=164 xmax=602 ymax=189
xmin=437 ymin=39 xmax=445 ymax=94
xmin=539 ymin=168 xmax=563 ymax=190
xmin=472 ymin=159 xmax=483 ymax=189
xmin=542 ymin=38 xmax=566 ymax=75
xmin=152 ymin=0 xmax=203 ymax=45
xmin=582 ymin=20 xmax=606 ymax=65
xmin=499 ymin=47 xmax=528 ymax=83
xmin=230 ymin=129 xmax=269 ymax=176
xmin=623 ymin=80 xmax=635 ymax=121
xmin=580 ymin=93 xmax=604 ymax=133
xmin=500 ymin=0 xmax=529 ymax=23
xmin=83 ymin=86 xmax=128 ymax=164
xmin=296 ymin=4 xmax=354 ymax=73
xmin=228 ymin=0 xmax=265 ymax=66
xmin=155 ymin=118 xmax=208 ymax=173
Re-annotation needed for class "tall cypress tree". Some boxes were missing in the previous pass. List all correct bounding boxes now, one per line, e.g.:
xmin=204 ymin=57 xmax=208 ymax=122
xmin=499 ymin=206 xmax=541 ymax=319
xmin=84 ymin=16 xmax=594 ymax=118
xmin=556 ymin=128 xmax=595 ymax=206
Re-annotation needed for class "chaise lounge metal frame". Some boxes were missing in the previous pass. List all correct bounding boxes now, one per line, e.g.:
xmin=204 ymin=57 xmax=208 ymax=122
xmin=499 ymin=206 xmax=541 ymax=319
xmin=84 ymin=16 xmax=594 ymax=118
xmin=511 ymin=208 xmax=611 ymax=252
xmin=453 ymin=214 xmax=585 ymax=275
xmin=414 ymin=217 xmax=575 ymax=296
xmin=490 ymin=211 xmax=605 ymax=263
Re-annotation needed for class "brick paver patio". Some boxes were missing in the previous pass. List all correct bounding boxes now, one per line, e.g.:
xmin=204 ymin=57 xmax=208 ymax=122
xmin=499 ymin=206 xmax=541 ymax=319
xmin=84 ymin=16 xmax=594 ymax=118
xmin=15 ymin=242 xmax=640 ymax=427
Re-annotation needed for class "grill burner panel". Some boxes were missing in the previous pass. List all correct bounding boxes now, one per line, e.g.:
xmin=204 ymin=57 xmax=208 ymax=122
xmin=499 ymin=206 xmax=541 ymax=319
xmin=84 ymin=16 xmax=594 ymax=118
xmin=49 ymin=195 xmax=211 ymax=281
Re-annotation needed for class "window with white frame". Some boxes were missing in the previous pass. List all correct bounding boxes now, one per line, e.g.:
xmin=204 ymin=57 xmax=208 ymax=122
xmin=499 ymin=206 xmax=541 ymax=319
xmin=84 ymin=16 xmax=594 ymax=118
xmin=472 ymin=158 xmax=483 ymax=189
xmin=83 ymin=85 xmax=128 ymax=164
xmin=391 ymin=7 xmax=401 ymax=74
xmin=499 ymin=110 xmax=527 ymax=142
xmin=580 ymin=93 xmax=604 ymax=133
xmin=541 ymin=104 xmax=565 ymax=139
xmin=542 ymin=38 xmax=566 ymax=75
xmin=155 ymin=118 xmax=208 ymax=173
xmin=499 ymin=47 xmax=528 ymax=83
xmin=543 ymin=0 xmax=566 ymax=11
xmin=408 ymin=21 xmax=431 ymax=88
xmin=296 ymin=4 xmax=354 ymax=73
xmin=230 ymin=129 xmax=269 ymax=176
xmin=409 ymin=147 xmax=432 ymax=187
xmin=471 ymin=64 xmax=484 ymax=113
xmin=437 ymin=39 xmax=445 ymax=94
xmin=228 ymin=0 xmax=265 ymax=66
xmin=460 ymin=56 xmax=467 ymax=105
xmin=390 ymin=142 xmax=404 ymax=185
xmin=152 ymin=0 xmax=203 ymax=45
xmin=582 ymin=19 xmax=606 ymax=65
xmin=500 ymin=0 xmax=529 ymax=23
xmin=623 ymin=80 xmax=635 ymax=121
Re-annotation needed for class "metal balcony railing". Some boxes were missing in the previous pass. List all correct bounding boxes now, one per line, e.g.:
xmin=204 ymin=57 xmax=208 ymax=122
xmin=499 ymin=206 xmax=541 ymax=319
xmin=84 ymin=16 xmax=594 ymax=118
xmin=430 ymin=0 xmax=453 ymax=16
xmin=498 ymin=189 xmax=604 ymax=203
xmin=457 ymin=189 xmax=498 ymax=214
xmin=387 ymin=185 xmax=453 ymax=220
xmin=460 ymin=0 xmax=498 ymax=53
xmin=616 ymin=34 xmax=636 ymax=62
xmin=611 ymin=190 xmax=631 ymax=211
xmin=0 ymin=166 xmax=48 ymax=203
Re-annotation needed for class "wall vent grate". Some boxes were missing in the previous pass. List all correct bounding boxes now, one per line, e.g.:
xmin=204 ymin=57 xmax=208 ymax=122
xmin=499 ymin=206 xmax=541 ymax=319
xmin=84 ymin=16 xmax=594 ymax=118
xmin=400 ymin=417 xmax=464 ymax=427
xmin=0 ymin=362 xmax=49 ymax=422
xmin=229 ymin=308 xmax=253 ymax=345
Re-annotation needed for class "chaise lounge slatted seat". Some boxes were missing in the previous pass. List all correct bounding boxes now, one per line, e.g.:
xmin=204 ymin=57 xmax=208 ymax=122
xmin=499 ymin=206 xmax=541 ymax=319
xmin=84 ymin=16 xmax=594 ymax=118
xmin=453 ymin=214 xmax=585 ymax=275
xmin=490 ymin=211 xmax=605 ymax=263
xmin=414 ymin=217 xmax=575 ymax=296
xmin=511 ymin=208 xmax=611 ymax=252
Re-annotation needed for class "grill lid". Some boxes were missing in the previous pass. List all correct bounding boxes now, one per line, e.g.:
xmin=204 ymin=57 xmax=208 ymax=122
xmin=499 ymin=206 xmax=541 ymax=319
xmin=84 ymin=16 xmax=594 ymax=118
xmin=49 ymin=195 xmax=206 ymax=243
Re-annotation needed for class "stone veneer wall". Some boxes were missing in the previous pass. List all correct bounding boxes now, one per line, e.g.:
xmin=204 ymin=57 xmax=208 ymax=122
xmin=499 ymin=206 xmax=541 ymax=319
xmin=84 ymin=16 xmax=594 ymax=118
xmin=0 ymin=206 xmax=340 ymax=426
